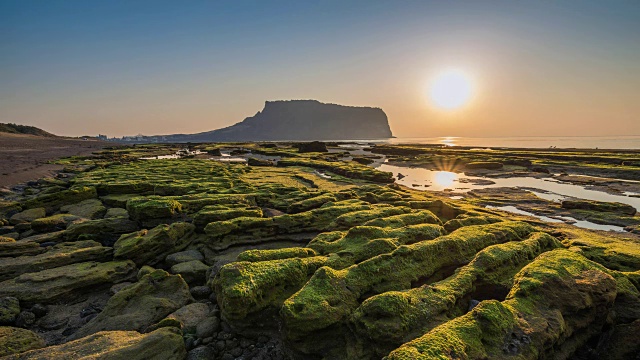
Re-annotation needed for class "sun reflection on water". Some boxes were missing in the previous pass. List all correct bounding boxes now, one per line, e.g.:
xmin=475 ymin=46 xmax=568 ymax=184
xmin=433 ymin=171 xmax=458 ymax=188
xmin=440 ymin=137 xmax=458 ymax=147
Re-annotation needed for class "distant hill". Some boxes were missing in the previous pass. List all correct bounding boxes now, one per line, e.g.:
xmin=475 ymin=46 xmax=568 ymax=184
xmin=0 ymin=123 xmax=57 ymax=137
xmin=163 ymin=100 xmax=393 ymax=142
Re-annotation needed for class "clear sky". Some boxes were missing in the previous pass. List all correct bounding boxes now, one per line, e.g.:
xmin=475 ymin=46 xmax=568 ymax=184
xmin=1 ymin=0 xmax=639 ymax=137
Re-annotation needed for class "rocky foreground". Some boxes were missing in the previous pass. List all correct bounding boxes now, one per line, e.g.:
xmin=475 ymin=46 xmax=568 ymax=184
xmin=0 ymin=143 xmax=639 ymax=360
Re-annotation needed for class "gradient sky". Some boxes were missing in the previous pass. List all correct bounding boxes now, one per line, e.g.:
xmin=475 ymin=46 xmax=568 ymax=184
xmin=1 ymin=0 xmax=639 ymax=137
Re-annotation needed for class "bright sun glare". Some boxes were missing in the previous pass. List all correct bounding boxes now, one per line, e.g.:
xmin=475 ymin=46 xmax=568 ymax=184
xmin=429 ymin=69 xmax=473 ymax=110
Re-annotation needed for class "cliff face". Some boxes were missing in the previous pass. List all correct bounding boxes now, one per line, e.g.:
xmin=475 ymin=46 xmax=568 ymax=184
xmin=169 ymin=100 xmax=392 ymax=141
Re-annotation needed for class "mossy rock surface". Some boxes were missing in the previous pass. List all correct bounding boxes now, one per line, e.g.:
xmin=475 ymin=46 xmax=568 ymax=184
xmin=30 ymin=213 xmax=83 ymax=233
xmin=9 ymin=208 xmax=46 ymax=225
xmin=0 ymin=297 xmax=20 ymax=325
xmin=0 ymin=241 xmax=44 ymax=258
xmin=0 ymin=260 xmax=136 ymax=305
xmin=126 ymin=197 xmax=183 ymax=221
xmin=0 ymin=240 xmax=112 ymax=282
xmin=385 ymin=250 xmax=623 ymax=360
xmin=60 ymin=198 xmax=107 ymax=219
xmin=169 ymin=259 xmax=209 ymax=285
xmin=65 ymin=217 xmax=139 ymax=244
xmin=3 ymin=143 xmax=640 ymax=359
xmin=0 ymin=326 xmax=45 ymax=357
xmin=114 ymin=222 xmax=195 ymax=266
xmin=73 ymin=269 xmax=193 ymax=338
xmin=3 ymin=327 xmax=185 ymax=360
xmin=213 ymin=256 xmax=328 ymax=321
xmin=23 ymin=186 xmax=97 ymax=212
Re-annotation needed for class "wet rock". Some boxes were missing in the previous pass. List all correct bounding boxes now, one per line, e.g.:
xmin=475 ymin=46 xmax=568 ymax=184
xmin=0 ymin=240 xmax=112 ymax=281
xmin=187 ymin=345 xmax=216 ymax=360
xmin=104 ymin=207 xmax=130 ymax=218
xmin=114 ymin=222 xmax=195 ymax=266
xmin=465 ymin=161 xmax=503 ymax=170
xmin=0 ymin=296 xmax=20 ymax=325
xmin=73 ymin=269 xmax=192 ymax=338
xmin=65 ymin=217 xmax=138 ymax=244
xmin=60 ymin=198 xmax=107 ymax=219
xmin=166 ymin=249 xmax=205 ymax=266
xmin=352 ymin=157 xmax=374 ymax=165
xmin=109 ymin=282 xmax=134 ymax=295
xmin=137 ymin=265 xmax=155 ymax=280
xmin=596 ymin=319 xmax=640 ymax=360
xmin=561 ymin=199 xmax=637 ymax=216
xmin=30 ymin=304 xmax=47 ymax=318
xmin=190 ymin=285 xmax=212 ymax=300
xmin=9 ymin=208 xmax=46 ymax=225
xmin=467 ymin=299 xmax=480 ymax=311
xmin=0 ymin=227 xmax=16 ymax=235
xmin=0 ymin=326 xmax=45 ymax=357
xmin=196 ymin=317 xmax=220 ymax=339
xmin=170 ymin=260 xmax=209 ymax=285
xmin=531 ymin=166 xmax=550 ymax=173
xmin=161 ymin=303 xmax=210 ymax=333
xmin=126 ymin=197 xmax=182 ymax=222
xmin=248 ymin=157 xmax=275 ymax=166
xmin=19 ymin=230 xmax=66 ymax=244
xmin=2 ymin=327 xmax=185 ymax=360
xmin=296 ymin=141 xmax=328 ymax=153
xmin=0 ymin=261 xmax=136 ymax=305
xmin=15 ymin=311 xmax=36 ymax=328
xmin=14 ymin=223 xmax=32 ymax=232
xmin=23 ymin=186 xmax=97 ymax=213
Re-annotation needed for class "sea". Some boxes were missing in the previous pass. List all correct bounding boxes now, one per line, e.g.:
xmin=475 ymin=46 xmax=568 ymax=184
xmin=352 ymin=135 xmax=640 ymax=150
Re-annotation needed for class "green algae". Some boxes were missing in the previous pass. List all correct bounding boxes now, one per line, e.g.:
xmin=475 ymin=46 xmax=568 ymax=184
xmin=385 ymin=250 xmax=626 ymax=360
xmin=281 ymin=221 xmax=535 ymax=338
xmin=213 ymin=256 xmax=328 ymax=321
xmin=352 ymin=232 xmax=562 ymax=350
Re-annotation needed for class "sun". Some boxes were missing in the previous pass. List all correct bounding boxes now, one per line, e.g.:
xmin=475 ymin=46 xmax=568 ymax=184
xmin=429 ymin=69 xmax=473 ymax=110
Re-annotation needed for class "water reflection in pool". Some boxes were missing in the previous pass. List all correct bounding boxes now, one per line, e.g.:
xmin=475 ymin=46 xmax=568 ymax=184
xmin=376 ymin=163 xmax=640 ymax=212
xmin=486 ymin=205 xmax=626 ymax=232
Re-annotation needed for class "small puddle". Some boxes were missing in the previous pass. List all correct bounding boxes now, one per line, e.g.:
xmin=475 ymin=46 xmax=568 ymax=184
xmin=486 ymin=205 xmax=626 ymax=232
xmin=140 ymin=149 xmax=204 ymax=160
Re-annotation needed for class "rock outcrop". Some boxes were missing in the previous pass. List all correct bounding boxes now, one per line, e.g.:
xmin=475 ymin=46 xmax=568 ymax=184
xmin=73 ymin=269 xmax=192 ymax=338
xmin=4 ymin=328 xmax=186 ymax=360
xmin=166 ymin=100 xmax=393 ymax=141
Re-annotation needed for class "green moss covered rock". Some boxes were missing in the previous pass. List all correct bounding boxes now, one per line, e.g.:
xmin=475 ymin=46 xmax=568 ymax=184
xmin=169 ymin=260 xmax=209 ymax=285
xmin=282 ymin=221 xmax=534 ymax=340
xmin=0 ymin=240 xmax=112 ymax=282
xmin=23 ymin=186 xmax=97 ymax=212
xmin=9 ymin=208 xmax=46 ymax=225
xmin=126 ymin=197 xmax=183 ymax=221
xmin=213 ymin=256 xmax=327 ymax=322
xmin=65 ymin=217 xmax=138 ymax=244
xmin=0 ymin=261 xmax=136 ymax=305
xmin=73 ymin=269 xmax=192 ymax=338
xmin=114 ymin=222 xmax=195 ymax=266
xmin=3 ymin=327 xmax=185 ymax=360
xmin=30 ymin=213 xmax=82 ymax=233
xmin=60 ymin=198 xmax=107 ymax=219
xmin=385 ymin=250 xmax=625 ymax=359
xmin=0 ymin=326 xmax=45 ymax=357
xmin=0 ymin=297 xmax=20 ymax=325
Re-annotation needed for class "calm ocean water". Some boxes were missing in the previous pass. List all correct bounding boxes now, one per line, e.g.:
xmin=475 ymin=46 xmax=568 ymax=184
xmin=379 ymin=136 xmax=640 ymax=149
